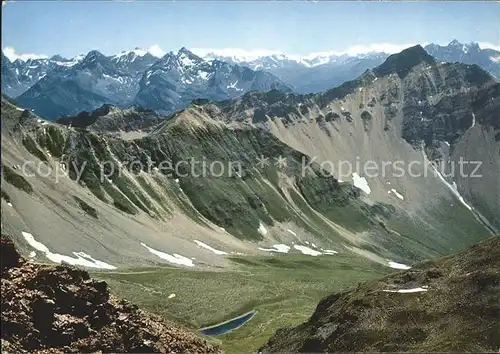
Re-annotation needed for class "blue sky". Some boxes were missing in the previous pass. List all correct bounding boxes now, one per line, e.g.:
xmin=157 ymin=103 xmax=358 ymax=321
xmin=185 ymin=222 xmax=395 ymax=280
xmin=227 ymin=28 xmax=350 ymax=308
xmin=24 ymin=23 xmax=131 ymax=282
xmin=2 ymin=1 xmax=499 ymax=59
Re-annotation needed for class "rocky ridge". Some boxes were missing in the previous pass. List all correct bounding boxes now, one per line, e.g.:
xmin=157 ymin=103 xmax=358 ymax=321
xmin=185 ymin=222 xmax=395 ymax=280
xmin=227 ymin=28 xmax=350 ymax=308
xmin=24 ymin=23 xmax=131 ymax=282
xmin=1 ymin=236 xmax=222 ymax=353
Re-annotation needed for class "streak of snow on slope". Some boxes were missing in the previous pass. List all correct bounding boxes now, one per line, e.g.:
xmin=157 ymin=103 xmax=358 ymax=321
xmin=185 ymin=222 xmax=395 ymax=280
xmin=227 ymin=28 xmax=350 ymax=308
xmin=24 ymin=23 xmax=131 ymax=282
xmin=469 ymin=112 xmax=476 ymax=129
xmin=352 ymin=173 xmax=371 ymax=195
xmin=258 ymin=244 xmax=291 ymax=253
xmin=22 ymin=232 xmax=116 ymax=269
xmin=194 ymin=240 xmax=228 ymax=255
xmin=258 ymin=222 xmax=268 ymax=236
xmin=388 ymin=188 xmax=404 ymax=200
xmin=424 ymin=151 xmax=473 ymax=211
xmin=287 ymin=229 xmax=297 ymax=236
xmin=293 ymin=245 xmax=322 ymax=256
xmin=140 ymin=242 xmax=194 ymax=267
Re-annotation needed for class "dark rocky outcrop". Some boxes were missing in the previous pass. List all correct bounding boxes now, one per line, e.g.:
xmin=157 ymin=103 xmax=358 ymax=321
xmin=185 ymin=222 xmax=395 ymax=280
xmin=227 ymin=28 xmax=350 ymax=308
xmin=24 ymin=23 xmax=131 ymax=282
xmin=55 ymin=104 xmax=164 ymax=134
xmin=0 ymin=236 xmax=222 ymax=353
xmin=260 ymin=236 xmax=500 ymax=353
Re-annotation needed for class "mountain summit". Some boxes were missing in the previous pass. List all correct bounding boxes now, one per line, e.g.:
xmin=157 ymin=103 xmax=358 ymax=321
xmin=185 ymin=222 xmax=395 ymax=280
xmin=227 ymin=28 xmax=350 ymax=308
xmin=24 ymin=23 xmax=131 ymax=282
xmin=374 ymin=45 xmax=435 ymax=78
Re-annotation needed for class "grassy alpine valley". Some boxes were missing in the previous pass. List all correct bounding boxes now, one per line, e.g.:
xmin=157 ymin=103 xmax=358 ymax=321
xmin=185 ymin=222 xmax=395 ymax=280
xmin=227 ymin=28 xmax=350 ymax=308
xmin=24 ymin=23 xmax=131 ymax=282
xmin=94 ymin=253 xmax=390 ymax=352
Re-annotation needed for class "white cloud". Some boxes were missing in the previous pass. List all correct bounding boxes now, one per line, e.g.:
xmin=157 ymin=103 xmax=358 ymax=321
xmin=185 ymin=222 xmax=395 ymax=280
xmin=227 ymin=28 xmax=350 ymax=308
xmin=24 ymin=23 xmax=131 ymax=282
xmin=304 ymin=43 xmax=426 ymax=58
xmin=339 ymin=43 xmax=426 ymax=56
xmin=192 ymin=43 xmax=424 ymax=62
xmin=148 ymin=44 xmax=165 ymax=58
xmin=191 ymin=48 xmax=284 ymax=61
xmin=3 ymin=46 xmax=48 ymax=61
xmin=478 ymin=42 xmax=500 ymax=52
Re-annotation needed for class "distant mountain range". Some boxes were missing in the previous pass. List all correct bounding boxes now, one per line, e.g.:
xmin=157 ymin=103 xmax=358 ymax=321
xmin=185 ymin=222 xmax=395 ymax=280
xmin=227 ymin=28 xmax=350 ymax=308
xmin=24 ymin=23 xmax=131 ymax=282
xmin=1 ymin=40 xmax=498 ymax=120
xmin=2 ymin=48 xmax=291 ymax=120
xmin=134 ymin=47 xmax=292 ymax=113
xmin=205 ymin=40 xmax=500 ymax=93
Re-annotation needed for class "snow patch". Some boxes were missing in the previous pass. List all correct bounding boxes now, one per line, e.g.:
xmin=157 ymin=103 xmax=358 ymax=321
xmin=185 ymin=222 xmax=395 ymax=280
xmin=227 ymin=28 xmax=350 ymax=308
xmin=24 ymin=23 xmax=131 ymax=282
xmin=22 ymin=232 xmax=116 ymax=269
xmin=179 ymin=54 xmax=194 ymax=67
xmin=387 ymin=260 xmax=411 ymax=270
xmin=228 ymin=80 xmax=242 ymax=91
xmin=322 ymin=249 xmax=338 ymax=255
xmin=352 ymin=173 xmax=371 ymax=195
xmin=198 ymin=71 xmax=209 ymax=80
xmin=168 ymin=293 xmax=176 ymax=299
xmin=258 ymin=244 xmax=290 ymax=253
xmin=383 ymin=287 xmax=428 ymax=293
xmin=286 ymin=229 xmax=297 ymax=236
xmin=7 ymin=202 xmax=13 ymax=207
xmin=194 ymin=240 xmax=228 ymax=255
xmin=28 ymin=251 xmax=36 ymax=258
xmin=140 ymin=243 xmax=194 ymax=267
xmin=293 ymin=245 xmax=322 ymax=256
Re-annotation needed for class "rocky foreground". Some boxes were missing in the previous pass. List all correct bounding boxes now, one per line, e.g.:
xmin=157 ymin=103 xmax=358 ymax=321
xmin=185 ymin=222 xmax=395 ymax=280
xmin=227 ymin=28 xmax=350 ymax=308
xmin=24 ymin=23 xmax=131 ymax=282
xmin=0 ymin=236 xmax=222 ymax=353
xmin=260 ymin=236 xmax=500 ymax=353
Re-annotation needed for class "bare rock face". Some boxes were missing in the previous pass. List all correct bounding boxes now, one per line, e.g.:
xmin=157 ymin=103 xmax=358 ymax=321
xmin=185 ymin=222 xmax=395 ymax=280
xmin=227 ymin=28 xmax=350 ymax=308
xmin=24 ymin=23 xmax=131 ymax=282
xmin=0 ymin=236 xmax=222 ymax=353
xmin=1 ymin=236 xmax=21 ymax=274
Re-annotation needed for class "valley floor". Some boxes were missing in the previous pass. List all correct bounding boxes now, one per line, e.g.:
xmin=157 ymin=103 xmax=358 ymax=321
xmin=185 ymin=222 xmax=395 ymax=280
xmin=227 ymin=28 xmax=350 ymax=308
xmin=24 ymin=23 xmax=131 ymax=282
xmin=93 ymin=253 xmax=390 ymax=353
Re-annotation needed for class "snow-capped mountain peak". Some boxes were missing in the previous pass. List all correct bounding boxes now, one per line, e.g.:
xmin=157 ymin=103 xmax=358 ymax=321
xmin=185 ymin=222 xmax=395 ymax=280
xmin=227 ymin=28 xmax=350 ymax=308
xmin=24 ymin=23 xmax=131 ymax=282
xmin=82 ymin=50 xmax=108 ymax=65
xmin=176 ymin=47 xmax=204 ymax=67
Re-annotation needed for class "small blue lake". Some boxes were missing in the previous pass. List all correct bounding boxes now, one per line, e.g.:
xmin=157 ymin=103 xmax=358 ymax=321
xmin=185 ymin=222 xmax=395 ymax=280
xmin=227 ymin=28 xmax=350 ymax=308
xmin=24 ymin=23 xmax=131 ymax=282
xmin=199 ymin=310 xmax=256 ymax=336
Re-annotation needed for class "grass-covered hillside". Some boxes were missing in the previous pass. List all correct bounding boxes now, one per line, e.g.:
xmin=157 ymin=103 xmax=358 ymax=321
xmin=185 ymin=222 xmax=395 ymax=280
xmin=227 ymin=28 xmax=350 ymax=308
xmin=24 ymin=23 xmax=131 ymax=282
xmin=260 ymin=235 xmax=500 ymax=353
